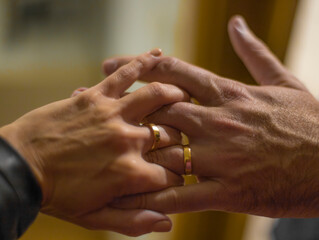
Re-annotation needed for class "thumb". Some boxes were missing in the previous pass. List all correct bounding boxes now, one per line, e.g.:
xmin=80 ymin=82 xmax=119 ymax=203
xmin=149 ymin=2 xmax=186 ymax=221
xmin=74 ymin=207 xmax=172 ymax=236
xmin=228 ymin=15 xmax=307 ymax=91
xmin=111 ymin=182 xmax=225 ymax=214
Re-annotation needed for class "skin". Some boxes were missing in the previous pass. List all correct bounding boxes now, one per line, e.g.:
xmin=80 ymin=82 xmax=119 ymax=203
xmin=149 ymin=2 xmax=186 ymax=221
xmin=0 ymin=49 xmax=188 ymax=236
xmin=103 ymin=16 xmax=319 ymax=218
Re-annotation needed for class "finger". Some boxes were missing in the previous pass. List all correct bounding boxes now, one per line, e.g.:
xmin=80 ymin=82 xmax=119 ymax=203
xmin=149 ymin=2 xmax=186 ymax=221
xmin=120 ymin=82 xmax=189 ymax=122
xmin=77 ymin=207 xmax=172 ymax=236
xmin=121 ymin=160 xmax=184 ymax=197
xmin=145 ymin=145 xmax=184 ymax=175
xmin=71 ymin=87 xmax=88 ymax=97
xmin=112 ymin=181 xmax=225 ymax=214
xmin=96 ymin=48 xmax=163 ymax=98
xmin=118 ymin=151 xmax=184 ymax=195
xmin=228 ymin=15 xmax=308 ymax=91
xmin=145 ymin=144 xmax=220 ymax=177
xmin=140 ymin=124 xmax=182 ymax=153
xmin=103 ymin=56 xmax=134 ymax=76
xmin=144 ymin=102 xmax=222 ymax=137
xmin=103 ymin=56 xmax=236 ymax=105
xmin=138 ymin=161 xmax=184 ymax=192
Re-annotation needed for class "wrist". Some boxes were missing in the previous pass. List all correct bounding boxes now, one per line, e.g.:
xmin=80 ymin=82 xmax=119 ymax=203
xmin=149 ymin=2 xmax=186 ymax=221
xmin=0 ymin=124 xmax=47 ymax=206
xmin=0 ymin=136 xmax=42 ymax=236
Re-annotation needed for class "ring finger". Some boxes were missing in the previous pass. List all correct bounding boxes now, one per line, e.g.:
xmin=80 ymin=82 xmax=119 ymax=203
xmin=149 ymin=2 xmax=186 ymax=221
xmin=144 ymin=145 xmax=188 ymax=175
xmin=144 ymin=144 xmax=221 ymax=177
xmin=140 ymin=124 xmax=182 ymax=153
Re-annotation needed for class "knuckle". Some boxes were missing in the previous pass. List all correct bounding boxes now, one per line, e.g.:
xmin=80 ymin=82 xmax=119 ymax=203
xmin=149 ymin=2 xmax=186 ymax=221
xmin=134 ymin=169 xmax=149 ymax=182
xmin=92 ymin=105 xmax=119 ymax=124
xmin=111 ymin=123 xmax=130 ymax=138
xmin=206 ymin=77 xmax=248 ymax=104
xmin=147 ymin=82 xmax=166 ymax=98
xmin=145 ymin=102 xmax=187 ymax=123
xmin=71 ymin=87 xmax=87 ymax=97
xmin=173 ymin=101 xmax=191 ymax=113
xmin=114 ymin=57 xmax=146 ymax=81
xmin=157 ymin=56 xmax=179 ymax=73
xmin=127 ymin=167 xmax=151 ymax=187
xmin=119 ymin=159 xmax=141 ymax=180
xmin=96 ymin=121 xmax=135 ymax=153
xmin=134 ymin=57 xmax=147 ymax=70
xmin=223 ymin=82 xmax=252 ymax=103
xmin=137 ymin=194 xmax=148 ymax=209
xmin=116 ymin=67 xmax=134 ymax=80
xmin=169 ymin=102 xmax=195 ymax=121
xmin=109 ymin=159 xmax=140 ymax=190
xmin=147 ymin=82 xmax=186 ymax=103
xmin=75 ymin=90 xmax=100 ymax=108
xmin=201 ymin=76 xmax=224 ymax=104
xmin=168 ymin=188 xmax=180 ymax=210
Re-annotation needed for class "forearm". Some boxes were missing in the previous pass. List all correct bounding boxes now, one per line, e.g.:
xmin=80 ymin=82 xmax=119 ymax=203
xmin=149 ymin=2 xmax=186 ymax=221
xmin=0 ymin=137 xmax=42 ymax=240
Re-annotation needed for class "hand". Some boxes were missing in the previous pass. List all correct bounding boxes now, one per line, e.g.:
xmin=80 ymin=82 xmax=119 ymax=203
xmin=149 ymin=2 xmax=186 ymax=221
xmin=0 ymin=49 xmax=188 ymax=236
xmin=104 ymin=17 xmax=319 ymax=218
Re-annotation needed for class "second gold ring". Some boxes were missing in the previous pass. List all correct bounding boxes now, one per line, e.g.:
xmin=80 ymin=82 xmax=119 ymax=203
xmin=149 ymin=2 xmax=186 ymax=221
xmin=183 ymin=145 xmax=192 ymax=175
xmin=144 ymin=123 xmax=160 ymax=151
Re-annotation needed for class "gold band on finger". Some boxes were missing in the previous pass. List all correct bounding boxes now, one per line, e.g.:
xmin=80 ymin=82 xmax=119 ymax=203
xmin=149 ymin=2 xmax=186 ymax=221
xmin=183 ymin=145 xmax=192 ymax=175
xmin=190 ymin=97 xmax=200 ymax=105
xmin=143 ymin=123 xmax=160 ymax=151
xmin=181 ymin=132 xmax=189 ymax=146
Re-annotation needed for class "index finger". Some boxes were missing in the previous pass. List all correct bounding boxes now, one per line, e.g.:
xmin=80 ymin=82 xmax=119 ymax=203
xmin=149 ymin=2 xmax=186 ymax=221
xmin=96 ymin=49 xmax=162 ymax=98
xmin=103 ymin=56 xmax=233 ymax=105
xmin=119 ymin=82 xmax=189 ymax=123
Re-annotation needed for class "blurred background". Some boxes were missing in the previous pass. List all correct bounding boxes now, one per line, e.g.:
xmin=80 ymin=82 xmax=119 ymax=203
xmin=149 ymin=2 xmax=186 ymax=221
xmin=0 ymin=0 xmax=318 ymax=239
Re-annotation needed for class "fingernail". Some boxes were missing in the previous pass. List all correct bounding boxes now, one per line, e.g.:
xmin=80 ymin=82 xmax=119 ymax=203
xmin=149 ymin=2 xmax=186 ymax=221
xmin=103 ymin=60 xmax=118 ymax=75
xmin=152 ymin=220 xmax=172 ymax=232
xmin=77 ymin=87 xmax=88 ymax=92
xmin=233 ymin=16 xmax=248 ymax=35
xmin=150 ymin=48 xmax=162 ymax=57
xmin=71 ymin=87 xmax=87 ymax=97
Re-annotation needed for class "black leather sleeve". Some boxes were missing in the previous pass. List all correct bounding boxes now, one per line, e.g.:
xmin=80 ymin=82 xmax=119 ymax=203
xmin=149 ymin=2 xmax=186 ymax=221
xmin=0 ymin=137 xmax=42 ymax=240
xmin=272 ymin=218 xmax=319 ymax=240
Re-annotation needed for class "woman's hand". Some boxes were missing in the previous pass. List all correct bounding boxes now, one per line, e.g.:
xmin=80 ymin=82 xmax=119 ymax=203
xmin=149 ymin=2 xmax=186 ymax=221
xmin=0 ymin=49 xmax=188 ymax=236
xmin=105 ymin=17 xmax=319 ymax=218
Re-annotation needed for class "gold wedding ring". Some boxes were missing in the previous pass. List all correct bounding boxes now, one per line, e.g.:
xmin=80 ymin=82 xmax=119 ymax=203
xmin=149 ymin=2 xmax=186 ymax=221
xmin=181 ymin=132 xmax=189 ymax=145
xmin=181 ymin=96 xmax=196 ymax=176
xmin=143 ymin=123 xmax=160 ymax=151
xmin=190 ymin=97 xmax=200 ymax=105
xmin=182 ymin=132 xmax=192 ymax=175
xmin=183 ymin=145 xmax=192 ymax=175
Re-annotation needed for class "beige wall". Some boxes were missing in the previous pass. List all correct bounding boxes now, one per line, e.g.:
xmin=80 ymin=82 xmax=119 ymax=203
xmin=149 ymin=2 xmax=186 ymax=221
xmin=286 ymin=0 xmax=319 ymax=98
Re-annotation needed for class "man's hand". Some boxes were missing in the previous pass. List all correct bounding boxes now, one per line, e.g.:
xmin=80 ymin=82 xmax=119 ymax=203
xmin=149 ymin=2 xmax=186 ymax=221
xmin=105 ymin=17 xmax=319 ymax=218
xmin=0 ymin=49 xmax=187 ymax=236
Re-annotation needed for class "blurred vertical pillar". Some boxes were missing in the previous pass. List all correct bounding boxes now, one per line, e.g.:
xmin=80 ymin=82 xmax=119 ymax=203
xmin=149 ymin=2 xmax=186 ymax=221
xmin=174 ymin=0 xmax=299 ymax=239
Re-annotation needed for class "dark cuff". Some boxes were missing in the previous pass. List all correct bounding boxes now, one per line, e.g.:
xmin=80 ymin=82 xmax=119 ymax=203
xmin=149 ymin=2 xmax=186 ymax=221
xmin=0 ymin=137 xmax=42 ymax=238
